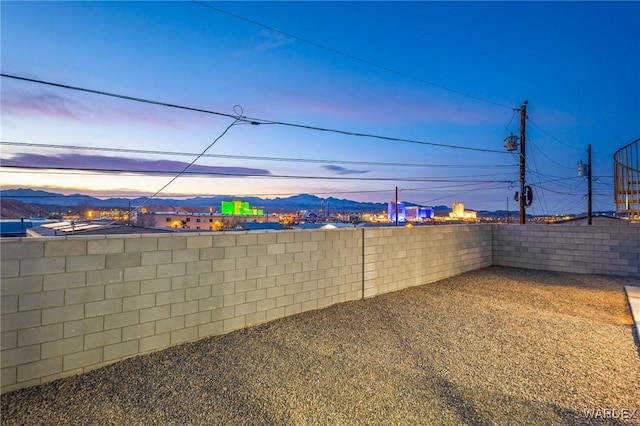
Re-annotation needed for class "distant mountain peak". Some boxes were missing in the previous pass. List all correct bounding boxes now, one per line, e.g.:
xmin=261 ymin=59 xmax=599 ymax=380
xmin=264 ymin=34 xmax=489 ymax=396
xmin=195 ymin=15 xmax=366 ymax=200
xmin=0 ymin=188 xmax=386 ymax=215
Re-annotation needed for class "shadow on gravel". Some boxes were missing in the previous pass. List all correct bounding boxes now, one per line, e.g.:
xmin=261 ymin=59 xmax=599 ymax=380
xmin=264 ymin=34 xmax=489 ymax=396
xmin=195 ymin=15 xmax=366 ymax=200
xmin=630 ymin=324 xmax=640 ymax=360
xmin=430 ymin=376 xmax=491 ymax=426
xmin=623 ymin=287 xmax=640 ymax=359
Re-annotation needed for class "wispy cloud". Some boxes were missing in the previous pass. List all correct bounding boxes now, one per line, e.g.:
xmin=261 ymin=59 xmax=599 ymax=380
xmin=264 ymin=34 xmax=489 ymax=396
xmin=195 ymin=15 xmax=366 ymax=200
xmin=2 ymin=153 xmax=272 ymax=176
xmin=235 ymin=29 xmax=294 ymax=57
xmin=322 ymin=165 xmax=369 ymax=175
xmin=254 ymin=29 xmax=293 ymax=52
xmin=1 ymin=87 xmax=180 ymax=127
xmin=2 ymin=90 xmax=86 ymax=120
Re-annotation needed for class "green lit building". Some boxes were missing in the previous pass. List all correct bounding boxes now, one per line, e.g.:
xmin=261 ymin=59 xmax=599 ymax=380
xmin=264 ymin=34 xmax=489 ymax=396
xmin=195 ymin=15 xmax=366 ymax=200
xmin=221 ymin=200 xmax=264 ymax=216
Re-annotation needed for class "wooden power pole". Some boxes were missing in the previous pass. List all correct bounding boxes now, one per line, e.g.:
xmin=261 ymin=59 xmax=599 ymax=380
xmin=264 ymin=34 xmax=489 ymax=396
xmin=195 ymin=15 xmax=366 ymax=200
xmin=395 ymin=186 xmax=399 ymax=227
xmin=519 ymin=100 xmax=528 ymax=224
xmin=588 ymin=144 xmax=592 ymax=225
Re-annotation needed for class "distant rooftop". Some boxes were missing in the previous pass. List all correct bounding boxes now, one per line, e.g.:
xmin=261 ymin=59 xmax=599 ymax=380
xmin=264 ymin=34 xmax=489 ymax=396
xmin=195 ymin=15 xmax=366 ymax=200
xmin=233 ymin=222 xmax=287 ymax=231
xmin=28 ymin=222 xmax=177 ymax=237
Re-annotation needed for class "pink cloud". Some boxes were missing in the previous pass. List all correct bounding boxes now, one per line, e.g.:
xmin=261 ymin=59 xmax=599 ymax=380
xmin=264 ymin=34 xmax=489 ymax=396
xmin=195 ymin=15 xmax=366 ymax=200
xmin=2 ymin=90 xmax=85 ymax=119
xmin=2 ymin=153 xmax=271 ymax=176
xmin=322 ymin=165 xmax=369 ymax=175
xmin=1 ymin=88 xmax=182 ymax=128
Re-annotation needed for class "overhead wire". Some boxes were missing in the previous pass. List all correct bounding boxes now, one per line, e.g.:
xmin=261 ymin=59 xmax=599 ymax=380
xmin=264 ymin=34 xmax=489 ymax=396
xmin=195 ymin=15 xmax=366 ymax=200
xmin=528 ymin=118 xmax=583 ymax=152
xmin=527 ymin=173 xmax=579 ymax=185
xmin=528 ymin=136 xmax=575 ymax=170
xmin=70 ymin=109 xmax=251 ymax=229
xmin=560 ymin=195 xmax=588 ymax=215
xmin=4 ymin=183 xmax=508 ymax=201
xmin=416 ymin=182 xmax=507 ymax=205
xmin=1 ymin=189 xmax=391 ymax=199
xmin=1 ymin=78 xmax=594 ymax=213
xmin=531 ymin=185 xmax=585 ymax=197
xmin=525 ymin=140 xmax=549 ymax=215
xmin=543 ymin=176 xmax=587 ymax=213
xmin=0 ymin=73 xmax=510 ymax=154
xmin=190 ymin=1 xmax=515 ymax=111
xmin=525 ymin=123 xmax=607 ymax=214
xmin=0 ymin=141 xmax=516 ymax=169
xmin=131 ymin=112 xmax=242 ymax=212
xmin=0 ymin=164 xmax=515 ymax=183
xmin=3 ymin=0 xmax=609 ymax=217
xmin=505 ymin=108 xmax=519 ymax=135
xmin=400 ymin=182 xmax=505 ymax=192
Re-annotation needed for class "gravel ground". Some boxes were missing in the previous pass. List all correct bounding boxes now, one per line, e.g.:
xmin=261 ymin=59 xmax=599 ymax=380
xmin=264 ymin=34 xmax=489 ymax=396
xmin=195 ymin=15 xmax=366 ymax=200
xmin=2 ymin=266 xmax=639 ymax=426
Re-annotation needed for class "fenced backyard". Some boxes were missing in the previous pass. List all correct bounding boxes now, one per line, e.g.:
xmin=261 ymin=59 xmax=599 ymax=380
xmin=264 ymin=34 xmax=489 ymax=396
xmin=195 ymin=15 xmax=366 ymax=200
xmin=2 ymin=220 xmax=639 ymax=418
xmin=2 ymin=266 xmax=638 ymax=425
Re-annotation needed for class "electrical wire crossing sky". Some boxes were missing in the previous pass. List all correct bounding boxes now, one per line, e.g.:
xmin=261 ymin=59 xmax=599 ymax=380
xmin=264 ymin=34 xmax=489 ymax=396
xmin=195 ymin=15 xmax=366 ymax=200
xmin=1 ymin=1 xmax=639 ymax=214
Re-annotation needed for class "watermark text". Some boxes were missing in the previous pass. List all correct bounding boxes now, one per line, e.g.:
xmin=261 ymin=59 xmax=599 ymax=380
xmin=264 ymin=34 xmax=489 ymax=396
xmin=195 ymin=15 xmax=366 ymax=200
xmin=584 ymin=408 xmax=637 ymax=420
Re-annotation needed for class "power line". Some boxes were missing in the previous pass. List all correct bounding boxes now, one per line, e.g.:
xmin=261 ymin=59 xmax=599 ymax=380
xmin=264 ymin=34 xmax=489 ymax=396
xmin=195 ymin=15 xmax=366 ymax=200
xmin=0 ymin=164 xmax=515 ymax=183
xmin=190 ymin=1 xmax=515 ymax=110
xmin=526 ymin=146 xmax=549 ymax=215
xmin=401 ymin=182 xmax=505 ymax=192
xmin=4 ymin=185 xmax=509 ymax=200
xmin=557 ymin=195 xmax=588 ymax=215
xmin=417 ymin=183 xmax=507 ymax=205
xmin=527 ymin=172 xmax=577 ymax=183
xmin=133 ymin=116 xmax=241 ymax=212
xmin=1 ymin=189 xmax=393 ymax=199
xmin=252 ymin=117 xmax=510 ymax=154
xmin=528 ymin=118 xmax=582 ymax=152
xmin=535 ymin=177 xmax=586 ymax=212
xmin=0 ymin=141 xmax=516 ymax=169
xmin=1 ymin=73 xmax=510 ymax=155
xmin=1 ymin=74 xmax=237 ymax=120
xmin=528 ymin=136 xmax=574 ymax=170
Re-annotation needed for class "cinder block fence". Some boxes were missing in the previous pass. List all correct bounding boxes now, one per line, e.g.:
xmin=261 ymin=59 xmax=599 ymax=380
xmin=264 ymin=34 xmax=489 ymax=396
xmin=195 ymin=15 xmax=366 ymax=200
xmin=1 ymin=222 xmax=638 ymax=393
xmin=493 ymin=221 xmax=640 ymax=275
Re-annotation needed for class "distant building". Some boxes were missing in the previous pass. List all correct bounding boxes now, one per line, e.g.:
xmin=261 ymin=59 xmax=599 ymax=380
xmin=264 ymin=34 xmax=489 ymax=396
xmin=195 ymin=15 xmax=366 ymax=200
xmin=138 ymin=210 xmax=277 ymax=231
xmin=451 ymin=202 xmax=465 ymax=218
xmin=1 ymin=218 xmax=55 ymax=237
xmin=0 ymin=219 xmax=33 ymax=237
xmin=297 ymin=210 xmax=320 ymax=223
xmin=221 ymin=200 xmax=264 ymax=216
xmin=388 ymin=202 xmax=433 ymax=223
xmin=27 ymin=222 xmax=177 ymax=237
xmin=388 ymin=202 xmax=406 ymax=223
xmin=292 ymin=222 xmax=355 ymax=230
xmin=405 ymin=206 xmax=434 ymax=221
xmin=140 ymin=212 xmax=223 ymax=231
xmin=449 ymin=202 xmax=477 ymax=220
xmin=232 ymin=222 xmax=287 ymax=231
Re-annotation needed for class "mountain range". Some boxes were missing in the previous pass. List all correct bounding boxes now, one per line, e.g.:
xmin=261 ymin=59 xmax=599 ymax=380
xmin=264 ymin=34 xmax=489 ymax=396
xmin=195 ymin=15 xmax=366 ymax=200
xmin=1 ymin=189 xmax=612 ymax=220
xmin=1 ymin=188 xmax=421 ymax=216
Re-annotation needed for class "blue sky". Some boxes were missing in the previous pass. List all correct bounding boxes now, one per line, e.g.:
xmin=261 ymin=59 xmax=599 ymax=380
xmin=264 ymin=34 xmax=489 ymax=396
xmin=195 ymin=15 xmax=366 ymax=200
xmin=2 ymin=1 xmax=639 ymax=214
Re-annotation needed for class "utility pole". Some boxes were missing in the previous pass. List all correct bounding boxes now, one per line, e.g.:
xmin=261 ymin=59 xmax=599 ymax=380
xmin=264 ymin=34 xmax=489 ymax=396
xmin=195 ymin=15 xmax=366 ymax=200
xmin=506 ymin=196 xmax=510 ymax=224
xmin=519 ymin=100 xmax=528 ymax=224
xmin=395 ymin=186 xmax=399 ymax=227
xmin=588 ymin=144 xmax=592 ymax=225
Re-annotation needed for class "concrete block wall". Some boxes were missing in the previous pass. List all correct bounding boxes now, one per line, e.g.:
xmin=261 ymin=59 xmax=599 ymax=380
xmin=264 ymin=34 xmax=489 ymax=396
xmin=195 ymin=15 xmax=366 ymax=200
xmin=363 ymin=225 xmax=493 ymax=298
xmin=0 ymin=225 xmax=494 ymax=393
xmin=1 ymin=229 xmax=364 ymax=394
xmin=493 ymin=222 xmax=640 ymax=276
xmin=4 ymin=221 xmax=636 ymax=393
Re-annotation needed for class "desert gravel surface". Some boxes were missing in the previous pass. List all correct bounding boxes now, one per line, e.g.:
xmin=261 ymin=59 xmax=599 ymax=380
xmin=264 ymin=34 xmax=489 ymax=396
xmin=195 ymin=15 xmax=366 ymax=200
xmin=2 ymin=266 xmax=639 ymax=425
